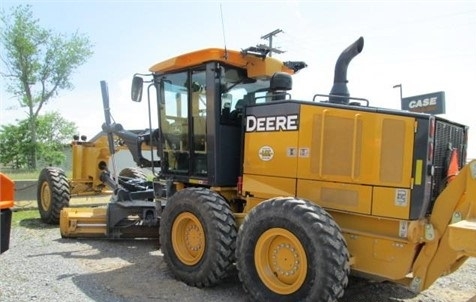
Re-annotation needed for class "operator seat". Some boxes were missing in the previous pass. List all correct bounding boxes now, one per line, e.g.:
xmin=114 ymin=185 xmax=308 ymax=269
xmin=230 ymin=99 xmax=245 ymax=120
xmin=269 ymin=72 xmax=292 ymax=101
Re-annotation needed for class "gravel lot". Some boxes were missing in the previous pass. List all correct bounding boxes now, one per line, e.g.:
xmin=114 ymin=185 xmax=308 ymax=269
xmin=1 ymin=215 xmax=475 ymax=302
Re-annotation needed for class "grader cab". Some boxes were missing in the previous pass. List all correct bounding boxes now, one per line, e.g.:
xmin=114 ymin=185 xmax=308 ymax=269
xmin=58 ymin=37 xmax=475 ymax=301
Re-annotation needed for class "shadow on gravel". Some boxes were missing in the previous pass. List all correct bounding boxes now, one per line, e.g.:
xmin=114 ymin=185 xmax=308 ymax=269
xmin=34 ymin=236 xmax=421 ymax=302
xmin=340 ymin=276 xmax=418 ymax=302
xmin=54 ymin=238 xmax=246 ymax=302
xmin=19 ymin=218 xmax=57 ymax=229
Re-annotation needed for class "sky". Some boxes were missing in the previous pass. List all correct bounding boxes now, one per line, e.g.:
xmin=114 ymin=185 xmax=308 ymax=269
xmin=1 ymin=0 xmax=475 ymax=159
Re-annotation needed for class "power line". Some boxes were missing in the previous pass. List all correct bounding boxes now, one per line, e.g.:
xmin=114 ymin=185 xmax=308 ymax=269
xmin=259 ymin=29 xmax=285 ymax=57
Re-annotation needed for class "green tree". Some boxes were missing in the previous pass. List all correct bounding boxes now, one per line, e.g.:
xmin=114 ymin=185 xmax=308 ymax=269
xmin=0 ymin=121 xmax=31 ymax=169
xmin=0 ymin=112 xmax=77 ymax=169
xmin=0 ymin=4 xmax=93 ymax=169
xmin=36 ymin=112 xmax=77 ymax=165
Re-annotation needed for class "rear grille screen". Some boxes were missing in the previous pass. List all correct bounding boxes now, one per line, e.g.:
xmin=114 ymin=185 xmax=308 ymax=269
xmin=431 ymin=120 xmax=467 ymax=206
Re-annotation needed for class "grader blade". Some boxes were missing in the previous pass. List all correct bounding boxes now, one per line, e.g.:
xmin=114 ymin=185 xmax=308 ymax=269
xmin=60 ymin=202 xmax=160 ymax=239
xmin=60 ymin=207 xmax=108 ymax=238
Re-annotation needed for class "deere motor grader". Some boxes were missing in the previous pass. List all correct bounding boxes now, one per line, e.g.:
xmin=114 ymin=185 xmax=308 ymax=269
xmin=56 ymin=37 xmax=475 ymax=301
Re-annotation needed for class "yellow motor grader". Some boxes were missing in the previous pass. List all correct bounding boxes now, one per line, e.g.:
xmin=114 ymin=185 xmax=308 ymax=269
xmin=36 ymin=114 xmax=157 ymax=228
xmin=58 ymin=37 xmax=475 ymax=301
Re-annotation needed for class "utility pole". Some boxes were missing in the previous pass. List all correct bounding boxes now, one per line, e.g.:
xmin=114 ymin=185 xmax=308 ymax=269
xmin=259 ymin=29 xmax=284 ymax=57
xmin=393 ymin=84 xmax=403 ymax=108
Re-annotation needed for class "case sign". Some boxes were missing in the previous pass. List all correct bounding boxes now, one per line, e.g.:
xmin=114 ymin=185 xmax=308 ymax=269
xmin=401 ymin=91 xmax=445 ymax=114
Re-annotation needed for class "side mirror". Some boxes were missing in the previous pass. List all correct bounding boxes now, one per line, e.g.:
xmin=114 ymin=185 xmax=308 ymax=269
xmin=131 ymin=76 xmax=144 ymax=102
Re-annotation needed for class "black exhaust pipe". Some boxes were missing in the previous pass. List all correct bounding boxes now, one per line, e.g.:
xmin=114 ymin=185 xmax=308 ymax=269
xmin=329 ymin=37 xmax=364 ymax=104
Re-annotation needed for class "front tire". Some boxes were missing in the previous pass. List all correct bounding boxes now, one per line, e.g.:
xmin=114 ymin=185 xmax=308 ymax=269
xmin=236 ymin=197 xmax=349 ymax=302
xmin=37 ymin=167 xmax=70 ymax=224
xmin=159 ymin=187 xmax=237 ymax=287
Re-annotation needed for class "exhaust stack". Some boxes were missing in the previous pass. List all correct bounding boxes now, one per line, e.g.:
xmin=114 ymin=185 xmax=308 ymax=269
xmin=329 ymin=37 xmax=364 ymax=104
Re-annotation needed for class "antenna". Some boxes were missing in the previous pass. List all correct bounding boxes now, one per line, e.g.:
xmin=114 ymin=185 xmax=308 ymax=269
xmin=259 ymin=29 xmax=285 ymax=57
xmin=220 ymin=4 xmax=228 ymax=59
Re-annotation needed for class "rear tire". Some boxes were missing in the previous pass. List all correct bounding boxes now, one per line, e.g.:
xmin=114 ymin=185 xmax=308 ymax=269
xmin=37 ymin=167 xmax=70 ymax=224
xmin=159 ymin=187 xmax=237 ymax=287
xmin=236 ymin=197 xmax=349 ymax=302
xmin=118 ymin=167 xmax=147 ymax=181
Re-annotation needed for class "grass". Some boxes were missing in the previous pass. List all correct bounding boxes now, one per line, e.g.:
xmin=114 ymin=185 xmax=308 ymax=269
xmin=1 ymin=171 xmax=39 ymax=180
xmin=11 ymin=210 xmax=40 ymax=226
xmin=11 ymin=209 xmax=54 ymax=229
xmin=1 ymin=169 xmax=73 ymax=180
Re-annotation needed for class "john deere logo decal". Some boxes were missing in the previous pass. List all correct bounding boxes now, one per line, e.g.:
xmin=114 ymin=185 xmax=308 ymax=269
xmin=246 ymin=114 xmax=298 ymax=132
xmin=259 ymin=146 xmax=274 ymax=161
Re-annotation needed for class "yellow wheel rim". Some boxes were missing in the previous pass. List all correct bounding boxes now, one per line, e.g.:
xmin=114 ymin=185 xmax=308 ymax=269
xmin=40 ymin=182 xmax=51 ymax=210
xmin=255 ymin=227 xmax=308 ymax=295
xmin=171 ymin=212 xmax=206 ymax=266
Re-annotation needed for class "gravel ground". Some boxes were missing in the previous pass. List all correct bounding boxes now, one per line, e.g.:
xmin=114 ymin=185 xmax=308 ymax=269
xmin=1 ymin=216 xmax=475 ymax=302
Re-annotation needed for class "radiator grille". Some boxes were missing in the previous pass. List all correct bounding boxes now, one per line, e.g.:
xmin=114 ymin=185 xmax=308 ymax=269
xmin=431 ymin=120 xmax=467 ymax=204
